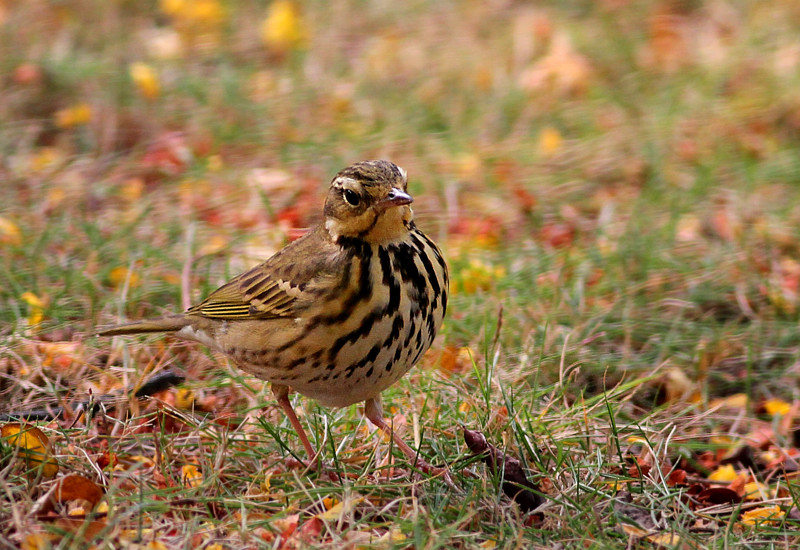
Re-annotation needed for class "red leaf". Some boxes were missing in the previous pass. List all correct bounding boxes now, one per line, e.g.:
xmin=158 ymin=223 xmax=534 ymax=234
xmin=667 ymin=469 xmax=687 ymax=486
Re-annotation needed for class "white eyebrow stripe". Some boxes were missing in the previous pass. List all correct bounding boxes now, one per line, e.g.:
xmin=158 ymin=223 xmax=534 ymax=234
xmin=332 ymin=176 xmax=358 ymax=188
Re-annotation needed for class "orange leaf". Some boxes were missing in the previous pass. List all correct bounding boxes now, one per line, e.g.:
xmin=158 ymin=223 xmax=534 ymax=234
xmin=0 ymin=216 xmax=22 ymax=245
xmin=38 ymin=474 xmax=104 ymax=514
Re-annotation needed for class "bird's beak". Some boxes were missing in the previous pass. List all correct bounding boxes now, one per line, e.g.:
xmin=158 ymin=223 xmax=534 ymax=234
xmin=378 ymin=188 xmax=413 ymax=210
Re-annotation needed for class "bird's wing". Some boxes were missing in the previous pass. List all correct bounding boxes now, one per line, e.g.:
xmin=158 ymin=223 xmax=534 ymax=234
xmin=186 ymin=227 xmax=337 ymax=320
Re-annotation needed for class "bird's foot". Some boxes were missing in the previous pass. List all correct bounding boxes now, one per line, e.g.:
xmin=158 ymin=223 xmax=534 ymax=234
xmin=411 ymin=458 xmax=455 ymax=488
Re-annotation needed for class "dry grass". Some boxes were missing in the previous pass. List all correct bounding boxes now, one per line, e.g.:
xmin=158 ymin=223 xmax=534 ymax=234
xmin=4 ymin=0 xmax=800 ymax=547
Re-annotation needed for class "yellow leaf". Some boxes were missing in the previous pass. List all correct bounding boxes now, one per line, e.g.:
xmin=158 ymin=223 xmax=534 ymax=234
xmin=175 ymin=388 xmax=195 ymax=409
xmin=708 ymin=464 xmax=738 ymax=483
xmin=710 ymin=435 xmax=735 ymax=446
xmin=109 ymin=266 xmax=140 ymax=289
xmin=30 ymin=147 xmax=64 ymax=172
xmin=1 ymin=423 xmax=59 ymax=477
xmin=709 ymin=393 xmax=748 ymax=411
xmin=130 ymin=62 xmax=161 ymax=100
xmin=537 ymin=126 xmax=563 ymax=156
xmin=743 ymin=481 xmax=769 ymax=501
xmin=764 ymin=398 xmax=792 ymax=417
xmin=21 ymin=291 xmax=44 ymax=309
xmin=645 ymin=532 xmax=682 ymax=547
xmin=0 ymin=216 xmax=22 ymax=245
xmin=317 ymin=496 xmax=363 ymax=521
xmin=21 ymin=292 xmax=45 ymax=326
xmin=160 ymin=0 xmax=185 ymax=16
xmin=261 ymin=1 xmax=308 ymax=53
xmin=54 ymin=103 xmax=92 ymax=128
xmin=740 ymin=505 xmax=784 ymax=526
xmin=181 ymin=464 xmax=203 ymax=488
xmin=260 ymin=472 xmax=272 ymax=494
xmin=479 ymin=540 xmax=497 ymax=549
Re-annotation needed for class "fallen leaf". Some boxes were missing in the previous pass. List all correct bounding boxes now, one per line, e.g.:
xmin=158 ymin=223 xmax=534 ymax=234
xmin=740 ymin=505 xmax=784 ymax=526
xmin=109 ymin=266 xmax=140 ymax=289
xmin=37 ymin=474 xmax=104 ymax=514
xmin=54 ymin=103 xmax=92 ymax=128
xmin=0 ymin=216 xmax=22 ymax=245
xmin=1 ymin=423 xmax=59 ymax=477
xmin=317 ymin=496 xmax=363 ymax=521
xmin=708 ymin=464 xmax=737 ymax=483
xmin=667 ymin=469 xmax=687 ymax=486
xmin=742 ymin=481 xmax=769 ymax=501
xmin=695 ymin=487 xmax=741 ymax=506
xmin=463 ymin=428 xmax=543 ymax=513
xmin=261 ymin=1 xmax=308 ymax=54
xmin=708 ymin=393 xmax=748 ymax=411
xmin=129 ymin=62 xmax=161 ymax=100
xmin=537 ymin=126 xmax=563 ymax=156
xmin=645 ymin=532 xmax=682 ymax=548
xmin=21 ymin=292 xmax=46 ymax=326
xmin=437 ymin=346 xmax=473 ymax=375
xmin=181 ymin=464 xmax=203 ymax=488
xmin=763 ymin=398 xmax=792 ymax=417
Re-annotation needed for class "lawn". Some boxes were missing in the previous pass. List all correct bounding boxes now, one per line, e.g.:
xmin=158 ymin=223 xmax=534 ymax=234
xmin=3 ymin=0 xmax=800 ymax=548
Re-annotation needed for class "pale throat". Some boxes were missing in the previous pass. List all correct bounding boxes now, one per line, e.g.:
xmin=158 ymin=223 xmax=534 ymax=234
xmin=325 ymin=206 xmax=413 ymax=245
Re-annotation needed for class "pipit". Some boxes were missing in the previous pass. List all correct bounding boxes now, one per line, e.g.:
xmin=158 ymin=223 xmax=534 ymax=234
xmin=100 ymin=160 xmax=449 ymax=477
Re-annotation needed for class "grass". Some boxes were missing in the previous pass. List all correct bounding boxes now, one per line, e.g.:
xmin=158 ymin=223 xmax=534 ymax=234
xmin=4 ymin=0 xmax=800 ymax=547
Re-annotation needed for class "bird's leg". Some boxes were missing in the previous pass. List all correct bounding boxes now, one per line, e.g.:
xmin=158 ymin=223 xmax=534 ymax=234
xmin=272 ymin=384 xmax=318 ymax=461
xmin=364 ymin=397 xmax=452 ymax=484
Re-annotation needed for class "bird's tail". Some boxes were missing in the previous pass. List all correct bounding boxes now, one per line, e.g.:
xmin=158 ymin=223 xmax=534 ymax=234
xmin=97 ymin=315 xmax=191 ymax=337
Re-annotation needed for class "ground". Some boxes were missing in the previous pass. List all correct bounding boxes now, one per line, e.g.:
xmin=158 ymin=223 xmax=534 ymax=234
xmin=3 ymin=1 xmax=800 ymax=548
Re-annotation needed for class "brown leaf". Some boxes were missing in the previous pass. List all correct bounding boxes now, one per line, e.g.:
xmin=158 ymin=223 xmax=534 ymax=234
xmin=667 ymin=469 xmax=687 ymax=486
xmin=37 ymin=474 xmax=105 ymax=515
xmin=695 ymin=487 xmax=742 ymax=506
xmin=463 ymin=428 xmax=543 ymax=513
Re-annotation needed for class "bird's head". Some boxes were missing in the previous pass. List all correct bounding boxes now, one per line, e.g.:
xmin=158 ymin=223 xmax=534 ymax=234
xmin=324 ymin=160 xmax=414 ymax=244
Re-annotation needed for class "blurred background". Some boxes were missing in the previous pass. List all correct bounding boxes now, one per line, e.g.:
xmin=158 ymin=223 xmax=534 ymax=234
xmin=4 ymin=0 xmax=800 ymax=407
xmin=6 ymin=2 xmax=800 ymax=545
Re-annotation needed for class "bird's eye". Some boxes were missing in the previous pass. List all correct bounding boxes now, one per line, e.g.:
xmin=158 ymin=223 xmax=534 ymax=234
xmin=343 ymin=189 xmax=360 ymax=206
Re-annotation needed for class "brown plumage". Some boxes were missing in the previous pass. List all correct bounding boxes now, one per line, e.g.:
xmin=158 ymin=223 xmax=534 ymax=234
xmin=100 ymin=160 xmax=449 ymax=476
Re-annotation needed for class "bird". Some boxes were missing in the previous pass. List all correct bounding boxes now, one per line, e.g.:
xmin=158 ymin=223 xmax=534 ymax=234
xmin=99 ymin=160 xmax=449 ymax=477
